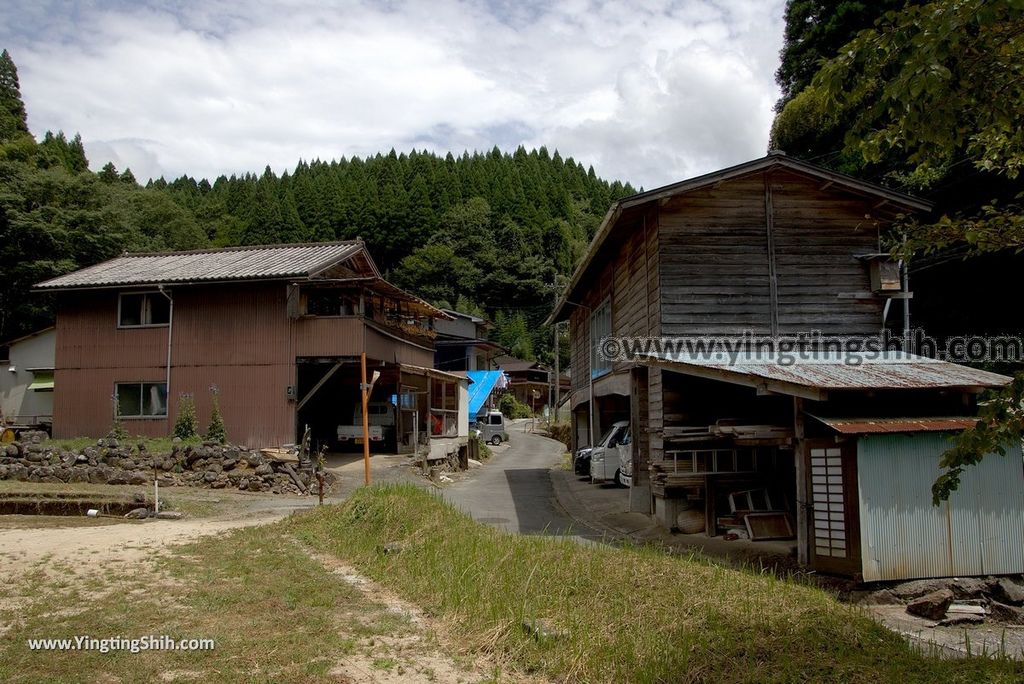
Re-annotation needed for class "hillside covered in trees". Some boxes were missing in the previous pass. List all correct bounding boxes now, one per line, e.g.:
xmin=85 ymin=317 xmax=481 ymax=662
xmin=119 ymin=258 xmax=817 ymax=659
xmin=0 ymin=49 xmax=635 ymax=363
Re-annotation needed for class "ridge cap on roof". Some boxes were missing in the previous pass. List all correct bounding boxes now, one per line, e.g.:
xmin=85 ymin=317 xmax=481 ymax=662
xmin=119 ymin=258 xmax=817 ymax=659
xmin=121 ymin=239 xmax=364 ymax=258
xmin=546 ymin=152 xmax=933 ymax=325
xmin=615 ymin=152 xmax=931 ymax=210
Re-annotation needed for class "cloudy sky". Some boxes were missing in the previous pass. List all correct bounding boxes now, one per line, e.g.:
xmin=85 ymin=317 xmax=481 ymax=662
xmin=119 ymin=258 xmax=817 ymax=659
xmin=0 ymin=0 xmax=786 ymax=189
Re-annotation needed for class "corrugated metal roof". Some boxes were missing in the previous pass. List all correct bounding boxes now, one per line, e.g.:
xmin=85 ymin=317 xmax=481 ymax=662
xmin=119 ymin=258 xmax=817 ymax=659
xmin=466 ymin=370 xmax=509 ymax=416
xmin=640 ymin=351 xmax=1011 ymax=396
xmin=400 ymin=364 xmax=469 ymax=383
xmin=35 ymin=241 xmax=365 ymax=290
xmin=808 ymin=415 xmax=979 ymax=434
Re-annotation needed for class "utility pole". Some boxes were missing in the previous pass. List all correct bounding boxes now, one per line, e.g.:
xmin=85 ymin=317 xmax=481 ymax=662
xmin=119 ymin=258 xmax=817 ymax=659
xmin=361 ymin=353 xmax=370 ymax=486
xmin=553 ymin=322 xmax=560 ymax=422
xmin=359 ymin=354 xmax=380 ymax=486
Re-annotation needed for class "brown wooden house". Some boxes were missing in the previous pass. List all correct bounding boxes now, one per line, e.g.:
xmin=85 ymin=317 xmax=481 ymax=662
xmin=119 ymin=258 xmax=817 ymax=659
xmin=36 ymin=241 xmax=469 ymax=453
xmin=548 ymin=153 xmax=1023 ymax=580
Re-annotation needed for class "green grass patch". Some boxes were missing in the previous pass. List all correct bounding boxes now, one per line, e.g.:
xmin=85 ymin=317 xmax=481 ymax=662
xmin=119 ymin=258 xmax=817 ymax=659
xmin=291 ymin=484 xmax=1024 ymax=683
xmin=0 ymin=480 xmax=238 ymax=519
xmin=41 ymin=437 xmax=95 ymax=453
xmin=0 ymin=524 xmax=410 ymax=683
xmin=44 ymin=435 xmax=202 ymax=455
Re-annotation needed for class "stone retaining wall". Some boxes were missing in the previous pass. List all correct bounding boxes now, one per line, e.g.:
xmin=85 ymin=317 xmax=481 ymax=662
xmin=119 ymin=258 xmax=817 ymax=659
xmin=0 ymin=433 xmax=320 ymax=495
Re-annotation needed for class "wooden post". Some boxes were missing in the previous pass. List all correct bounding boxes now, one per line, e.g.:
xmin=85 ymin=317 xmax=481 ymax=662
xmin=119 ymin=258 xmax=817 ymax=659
xmin=553 ymin=322 xmax=560 ymax=420
xmin=764 ymin=173 xmax=779 ymax=337
xmin=793 ymin=396 xmax=808 ymax=565
xmin=361 ymin=352 xmax=370 ymax=486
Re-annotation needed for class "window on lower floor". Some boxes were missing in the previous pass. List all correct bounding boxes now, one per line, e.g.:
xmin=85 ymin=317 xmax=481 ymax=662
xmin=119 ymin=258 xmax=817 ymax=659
xmin=116 ymin=382 xmax=168 ymax=418
xmin=430 ymin=379 xmax=458 ymax=436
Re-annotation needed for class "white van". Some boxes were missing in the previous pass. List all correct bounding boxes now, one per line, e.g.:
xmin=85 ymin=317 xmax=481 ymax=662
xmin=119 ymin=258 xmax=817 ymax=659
xmin=589 ymin=420 xmax=629 ymax=484
xmin=617 ymin=432 xmax=633 ymax=487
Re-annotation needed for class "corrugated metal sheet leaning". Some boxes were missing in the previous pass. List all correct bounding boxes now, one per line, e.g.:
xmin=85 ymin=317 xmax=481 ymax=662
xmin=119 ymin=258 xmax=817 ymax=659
xmin=857 ymin=433 xmax=1024 ymax=582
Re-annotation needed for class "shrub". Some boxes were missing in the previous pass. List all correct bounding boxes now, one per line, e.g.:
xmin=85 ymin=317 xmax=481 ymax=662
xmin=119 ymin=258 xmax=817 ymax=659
xmin=547 ymin=421 xmax=572 ymax=450
xmin=498 ymin=392 xmax=533 ymax=419
xmin=206 ymin=394 xmax=227 ymax=444
xmin=173 ymin=394 xmax=199 ymax=440
xmin=109 ymin=394 xmax=127 ymax=440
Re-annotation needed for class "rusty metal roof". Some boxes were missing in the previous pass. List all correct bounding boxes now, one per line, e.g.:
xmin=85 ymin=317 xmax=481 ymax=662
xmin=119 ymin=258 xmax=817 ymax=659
xmin=639 ymin=351 xmax=1011 ymax=400
xmin=400 ymin=364 xmax=470 ymax=383
xmin=807 ymin=415 xmax=979 ymax=434
xmin=35 ymin=241 xmax=366 ymax=290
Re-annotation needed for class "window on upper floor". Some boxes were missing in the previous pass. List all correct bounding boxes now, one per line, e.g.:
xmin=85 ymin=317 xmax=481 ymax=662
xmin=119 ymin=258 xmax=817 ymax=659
xmin=115 ymin=382 xmax=168 ymax=418
xmin=590 ymin=298 xmax=612 ymax=379
xmin=118 ymin=292 xmax=170 ymax=327
xmin=305 ymin=289 xmax=359 ymax=317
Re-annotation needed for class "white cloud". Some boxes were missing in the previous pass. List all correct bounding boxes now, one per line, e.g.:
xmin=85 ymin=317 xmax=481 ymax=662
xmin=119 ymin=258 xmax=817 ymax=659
xmin=1 ymin=0 xmax=785 ymax=189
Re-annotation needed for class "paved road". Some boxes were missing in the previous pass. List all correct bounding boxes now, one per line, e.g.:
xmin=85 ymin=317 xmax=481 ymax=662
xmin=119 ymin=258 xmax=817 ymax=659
xmin=443 ymin=420 xmax=602 ymax=542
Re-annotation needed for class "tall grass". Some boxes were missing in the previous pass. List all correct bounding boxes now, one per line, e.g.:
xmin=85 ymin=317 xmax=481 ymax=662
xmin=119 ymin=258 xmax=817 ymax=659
xmin=292 ymin=484 xmax=1024 ymax=684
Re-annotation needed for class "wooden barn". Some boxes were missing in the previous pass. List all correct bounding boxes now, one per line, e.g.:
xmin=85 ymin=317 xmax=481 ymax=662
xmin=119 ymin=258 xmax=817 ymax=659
xmin=548 ymin=153 xmax=1024 ymax=580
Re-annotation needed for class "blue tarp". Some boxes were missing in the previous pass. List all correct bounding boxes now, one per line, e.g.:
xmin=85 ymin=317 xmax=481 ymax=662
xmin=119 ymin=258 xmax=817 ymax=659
xmin=466 ymin=370 xmax=506 ymax=418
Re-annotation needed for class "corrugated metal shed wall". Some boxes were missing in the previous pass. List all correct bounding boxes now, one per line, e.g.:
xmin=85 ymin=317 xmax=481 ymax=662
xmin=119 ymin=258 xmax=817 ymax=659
xmin=858 ymin=433 xmax=1024 ymax=582
xmin=54 ymin=283 xmax=296 ymax=447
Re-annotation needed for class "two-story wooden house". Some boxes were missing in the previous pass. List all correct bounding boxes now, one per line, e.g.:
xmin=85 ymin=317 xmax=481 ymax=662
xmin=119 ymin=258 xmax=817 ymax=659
xmin=36 ymin=241 xmax=469 ymax=454
xmin=549 ymin=153 xmax=1023 ymax=581
xmin=433 ymin=309 xmax=503 ymax=372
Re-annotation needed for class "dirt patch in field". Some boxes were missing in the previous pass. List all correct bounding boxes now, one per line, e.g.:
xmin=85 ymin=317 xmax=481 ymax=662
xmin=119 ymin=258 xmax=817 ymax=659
xmin=308 ymin=549 xmax=522 ymax=683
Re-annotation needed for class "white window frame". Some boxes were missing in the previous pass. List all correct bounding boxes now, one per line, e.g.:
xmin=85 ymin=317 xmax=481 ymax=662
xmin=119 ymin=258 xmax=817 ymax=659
xmin=590 ymin=297 xmax=612 ymax=379
xmin=115 ymin=381 xmax=168 ymax=419
xmin=117 ymin=291 xmax=170 ymax=328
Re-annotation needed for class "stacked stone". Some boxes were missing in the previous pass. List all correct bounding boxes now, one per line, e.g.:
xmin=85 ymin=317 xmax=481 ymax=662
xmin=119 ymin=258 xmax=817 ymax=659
xmin=0 ymin=438 xmax=326 ymax=495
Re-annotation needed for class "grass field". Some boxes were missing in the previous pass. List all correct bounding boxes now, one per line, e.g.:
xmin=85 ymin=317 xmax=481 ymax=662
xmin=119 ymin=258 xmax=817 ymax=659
xmin=292 ymin=484 xmax=1024 ymax=683
xmin=0 ymin=522 xmax=464 ymax=683
xmin=3 ymin=483 xmax=1022 ymax=682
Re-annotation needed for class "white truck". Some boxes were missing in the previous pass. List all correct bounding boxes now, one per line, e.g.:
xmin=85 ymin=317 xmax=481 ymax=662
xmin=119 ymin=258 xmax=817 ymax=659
xmin=589 ymin=420 xmax=630 ymax=485
xmin=337 ymin=401 xmax=395 ymax=446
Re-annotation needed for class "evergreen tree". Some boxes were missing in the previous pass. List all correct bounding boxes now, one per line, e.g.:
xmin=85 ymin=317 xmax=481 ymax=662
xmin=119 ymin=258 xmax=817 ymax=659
xmin=67 ymin=133 xmax=88 ymax=174
xmin=206 ymin=389 xmax=227 ymax=444
xmin=0 ymin=49 xmax=29 ymax=142
xmin=98 ymin=161 xmax=119 ymax=183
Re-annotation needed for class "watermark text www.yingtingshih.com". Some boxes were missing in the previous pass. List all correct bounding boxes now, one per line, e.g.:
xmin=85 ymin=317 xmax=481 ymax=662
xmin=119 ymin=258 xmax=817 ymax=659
xmin=27 ymin=635 xmax=215 ymax=654
xmin=597 ymin=329 xmax=1024 ymax=367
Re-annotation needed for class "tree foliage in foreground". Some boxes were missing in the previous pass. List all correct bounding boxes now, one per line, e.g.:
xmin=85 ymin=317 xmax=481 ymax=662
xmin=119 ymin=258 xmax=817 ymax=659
xmin=774 ymin=0 xmax=1024 ymax=253
xmin=773 ymin=0 xmax=910 ymax=112
xmin=776 ymin=1 xmax=1024 ymax=500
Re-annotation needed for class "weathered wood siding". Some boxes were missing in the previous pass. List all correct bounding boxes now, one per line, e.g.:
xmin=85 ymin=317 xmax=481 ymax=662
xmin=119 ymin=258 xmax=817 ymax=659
xmin=771 ymin=170 xmax=883 ymax=334
xmin=659 ymin=175 xmax=772 ymax=337
xmin=658 ymin=170 xmax=884 ymax=339
xmin=568 ymin=206 xmax=660 ymax=454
